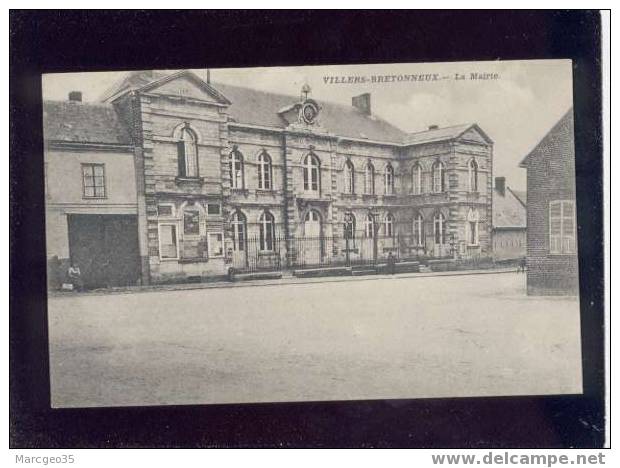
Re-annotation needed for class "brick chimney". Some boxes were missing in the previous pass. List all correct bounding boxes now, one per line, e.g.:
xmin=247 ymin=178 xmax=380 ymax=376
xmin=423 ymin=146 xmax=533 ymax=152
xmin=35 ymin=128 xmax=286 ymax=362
xmin=495 ymin=176 xmax=506 ymax=196
xmin=68 ymin=91 xmax=82 ymax=102
xmin=352 ymin=93 xmax=371 ymax=115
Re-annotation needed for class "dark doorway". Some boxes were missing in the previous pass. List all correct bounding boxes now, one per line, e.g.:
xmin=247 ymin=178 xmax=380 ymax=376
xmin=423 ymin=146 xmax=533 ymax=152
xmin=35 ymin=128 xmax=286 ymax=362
xmin=67 ymin=214 xmax=140 ymax=288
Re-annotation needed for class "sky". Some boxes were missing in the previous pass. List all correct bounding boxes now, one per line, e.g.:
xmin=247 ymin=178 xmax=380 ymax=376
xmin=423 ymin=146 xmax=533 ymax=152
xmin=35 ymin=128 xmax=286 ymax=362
xmin=42 ymin=60 xmax=573 ymax=191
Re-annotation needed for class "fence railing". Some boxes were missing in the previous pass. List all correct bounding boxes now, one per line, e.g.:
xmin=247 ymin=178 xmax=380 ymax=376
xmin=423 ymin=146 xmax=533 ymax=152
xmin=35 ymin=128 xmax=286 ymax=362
xmin=230 ymin=234 xmax=451 ymax=273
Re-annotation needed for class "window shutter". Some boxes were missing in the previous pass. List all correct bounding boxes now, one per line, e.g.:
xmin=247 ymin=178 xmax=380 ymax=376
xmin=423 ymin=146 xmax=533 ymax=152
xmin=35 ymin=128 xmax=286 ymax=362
xmin=177 ymin=141 xmax=186 ymax=177
xmin=549 ymin=201 xmax=562 ymax=253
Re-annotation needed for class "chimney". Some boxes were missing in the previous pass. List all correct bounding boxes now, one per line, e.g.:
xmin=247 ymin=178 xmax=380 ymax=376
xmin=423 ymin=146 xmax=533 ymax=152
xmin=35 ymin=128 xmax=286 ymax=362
xmin=428 ymin=124 xmax=439 ymax=130
xmin=68 ymin=91 xmax=82 ymax=102
xmin=495 ymin=177 xmax=506 ymax=196
xmin=352 ymin=93 xmax=371 ymax=115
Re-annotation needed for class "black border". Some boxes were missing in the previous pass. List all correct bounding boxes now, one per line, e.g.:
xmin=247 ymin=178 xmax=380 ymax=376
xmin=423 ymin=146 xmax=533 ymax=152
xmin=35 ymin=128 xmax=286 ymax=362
xmin=9 ymin=10 xmax=606 ymax=448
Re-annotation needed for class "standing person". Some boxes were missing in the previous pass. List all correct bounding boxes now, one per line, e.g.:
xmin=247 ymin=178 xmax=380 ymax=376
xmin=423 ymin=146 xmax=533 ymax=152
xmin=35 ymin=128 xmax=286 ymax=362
xmin=387 ymin=251 xmax=396 ymax=275
xmin=67 ymin=262 xmax=84 ymax=291
xmin=519 ymin=256 xmax=527 ymax=273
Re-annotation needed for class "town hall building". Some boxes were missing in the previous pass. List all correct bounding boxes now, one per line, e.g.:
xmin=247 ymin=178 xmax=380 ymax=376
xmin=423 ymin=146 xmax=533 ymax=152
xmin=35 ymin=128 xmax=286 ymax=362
xmin=44 ymin=69 xmax=494 ymax=287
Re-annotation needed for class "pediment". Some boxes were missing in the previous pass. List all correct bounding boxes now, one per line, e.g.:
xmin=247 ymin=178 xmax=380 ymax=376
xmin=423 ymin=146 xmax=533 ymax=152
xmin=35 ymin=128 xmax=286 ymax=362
xmin=140 ymin=71 xmax=231 ymax=106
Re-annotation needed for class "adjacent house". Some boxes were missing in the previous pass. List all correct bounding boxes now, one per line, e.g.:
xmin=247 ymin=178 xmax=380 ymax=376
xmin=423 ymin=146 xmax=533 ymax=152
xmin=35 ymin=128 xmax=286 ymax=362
xmin=519 ymin=109 xmax=578 ymax=295
xmin=44 ymin=69 xmax=495 ymax=287
xmin=492 ymin=176 xmax=526 ymax=262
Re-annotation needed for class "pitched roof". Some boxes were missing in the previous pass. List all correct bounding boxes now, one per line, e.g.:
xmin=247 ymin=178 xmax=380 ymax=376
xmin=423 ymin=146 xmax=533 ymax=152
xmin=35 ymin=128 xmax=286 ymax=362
xmin=211 ymin=82 xmax=408 ymax=143
xmin=403 ymin=123 xmax=492 ymax=145
xmin=493 ymin=185 xmax=527 ymax=229
xmin=519 ymin=108 xmax=574 ymax=167
xmin=72 ymin=69 xmax=491 ymax=147
xmin=43 ymin=100 xmax=131 ymax=145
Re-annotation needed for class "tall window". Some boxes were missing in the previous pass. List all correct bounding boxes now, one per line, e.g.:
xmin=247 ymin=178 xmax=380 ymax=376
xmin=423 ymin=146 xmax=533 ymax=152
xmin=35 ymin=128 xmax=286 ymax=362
xmin=230 ymin=150 xmax=244 ymax=189
xmin=344 ymin=159 xmax=355 ymax=194
xmin=468 ymin=159 xmax=478 ymax=192
xmin=344 ymin=212 xmax=356 ymax=239
xmin=412 ymin=163 xmax=422 ymax=195
xmin=363 ymin=214 xmax=375 ymax=238
xmin=384 ymin=212 xmax=395 ymax=237
xmin=159 ymin=224 xmax=178 ymax=259
xmin=257 ymin=151 xmax=272 ymax=190
xmin=303 ymin=153 xmax=321 ymax=192
xmin=177 ymin=127 xmax=198 ymax=177
xmin=467 ymin=208 xmax=479 ymax=245
xmin=364 ymin=162 xmax=375 ymax=195
xmin=432 ymin=160 xmax=446 ymax=193
xmin=384 ymin=164 xmax=395 ymax=195
xmin=231 ymin=211 xmax=247 ymax=252
xmin=549 ymin=200 xmax=576 ymax=254
xmin=259 ymin=210 xmax=275 ymax=251
xmin=413 ymin=213 xmax=424 ymax=246
xmin=82 ymin=163 xmax=106 ymax=198
xmin=433 ymin=212 xmax=446 ymax=245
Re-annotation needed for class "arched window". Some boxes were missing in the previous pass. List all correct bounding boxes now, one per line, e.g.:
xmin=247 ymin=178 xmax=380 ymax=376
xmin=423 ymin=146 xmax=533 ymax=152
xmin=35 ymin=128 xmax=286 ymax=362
xmin=344 ymin=212 xmax=356 ymax=239
xmin=413 ymin=212 xmax=424 ymax=246
xmin=364 ymin=162 xmax=375 ymax=195
xmin=230 ymin=150 xmax=244 ymax=189
xmin=434 ymin=212 xmax=446 ymax=245
xmin=384 ymin=164 xmax=395 ymax=195
xmin=303 ymin=153 xmax=321 ymax=192
xmin=468 ymin=159 xmax=478 ymax=192
xmin=467 ymin=208 xmax=479 ymax=245
xmin=363 ymin=213 xmax=375 ymax=238
xmin=344 ymin=159 xmax=355 ymax=194
xmin=412 ymin=163 xmax=422 ymax=195
xmin=177 ymin=126 xmax=198 ymax=177
xmin=231 ymin=211 xmax=247 ymax=251
xmin=432 ymin=160 xmax=446 ymax=193
xmin=384 ymin=212 xmax=395 ymax=237
xmin=258 ymin=211 xmax=275 ymax=251
xmin=257 ymin=151 xmax=272 ymax=190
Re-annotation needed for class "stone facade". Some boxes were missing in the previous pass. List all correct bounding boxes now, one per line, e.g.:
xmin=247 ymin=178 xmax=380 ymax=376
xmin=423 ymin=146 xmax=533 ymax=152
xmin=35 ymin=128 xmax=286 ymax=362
xmin=45 ymin=70 xmax=495 ymax=286
xmin=520 ymin=109 xmax=578 ymax=295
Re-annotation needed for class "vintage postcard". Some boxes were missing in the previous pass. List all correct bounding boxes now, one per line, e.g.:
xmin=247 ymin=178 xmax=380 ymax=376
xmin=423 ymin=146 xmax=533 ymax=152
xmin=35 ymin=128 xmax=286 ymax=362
xmin=42 ymin=60 xmax=581 ymax=408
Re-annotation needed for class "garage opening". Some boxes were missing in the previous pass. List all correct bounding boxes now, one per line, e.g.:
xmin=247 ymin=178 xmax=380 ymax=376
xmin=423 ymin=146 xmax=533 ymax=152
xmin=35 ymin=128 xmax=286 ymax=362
xmin=67 ymin=214 xmax=140 ymax=288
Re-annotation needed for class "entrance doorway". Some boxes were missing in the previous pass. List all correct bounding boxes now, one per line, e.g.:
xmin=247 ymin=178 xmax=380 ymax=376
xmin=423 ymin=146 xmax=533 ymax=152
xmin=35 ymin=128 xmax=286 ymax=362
xmin=302 ymin=210 xmax=322 ymax=266
xmin=67 ymin=214 xmax=140 ymax=288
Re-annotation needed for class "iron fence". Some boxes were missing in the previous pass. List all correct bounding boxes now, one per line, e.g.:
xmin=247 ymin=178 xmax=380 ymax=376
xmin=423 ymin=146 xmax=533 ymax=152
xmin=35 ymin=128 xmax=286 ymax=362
xmin=230 ymin=233 xmax=451 ymax=273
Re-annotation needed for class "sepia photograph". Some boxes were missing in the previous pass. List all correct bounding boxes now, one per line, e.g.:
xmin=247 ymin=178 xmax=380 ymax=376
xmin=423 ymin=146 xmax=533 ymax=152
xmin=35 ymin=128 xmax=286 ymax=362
xmin=41 ymin=59 xmax=583 ymax=409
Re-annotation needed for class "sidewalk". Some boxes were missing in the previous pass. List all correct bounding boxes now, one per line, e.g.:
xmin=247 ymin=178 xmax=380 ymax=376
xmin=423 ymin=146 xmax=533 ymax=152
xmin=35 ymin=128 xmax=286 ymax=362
xmin=49 ymin=267 xmax=521 ymax=298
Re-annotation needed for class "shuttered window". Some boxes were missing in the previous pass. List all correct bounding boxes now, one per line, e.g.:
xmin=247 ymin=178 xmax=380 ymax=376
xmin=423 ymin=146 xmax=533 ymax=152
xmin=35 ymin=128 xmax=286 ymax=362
xmin=549 ymin=200 xmax=576 ymax=254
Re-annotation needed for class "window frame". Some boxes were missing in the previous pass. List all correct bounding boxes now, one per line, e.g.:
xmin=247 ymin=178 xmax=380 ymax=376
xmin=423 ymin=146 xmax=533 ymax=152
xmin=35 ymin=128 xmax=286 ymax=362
xmin=468 ymin=159 xmax=479 ymax=192
xmin=344 ymin=159 xmax=355 ymax=194
xmin=384 ymin=212 xmax=395 ymax=237
xmin=412 ymin=163 xmax=422 ymax=195
xmin=433 ymin=212 xmax=446 ymax=245
xmin=231 ymin=211 xmax=247 ymax=252
xmin=81 ymin=163 xmax=107 ymax=199
xmin=259 ymin=210 xmax=276 ymax=252
xmin=384 ymin=164 xmax=395 ymax=195
xmin=257 ymin=151 xmax=273 ymax=190
xmin=179 ymin=126 xmax=199 ymax=178
xmin=230 ymin=150 xmax=245 ymax=189
xmin=157 ymin=203 xmax=176 ymax=218
xmin=363 ymin=214 xmax=375 ymax=238
xmin=549 ymin=200 xmax=576 ymax=255
xmin=432 ymin=160 xmax=446 ymax=193
xmin=303 ymin=153 xmax=321 ymax=193
xmin=413 ymin=213 xmax=424 ymax=246
xmin=364 ymin=162 xmax=375 ymax=195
